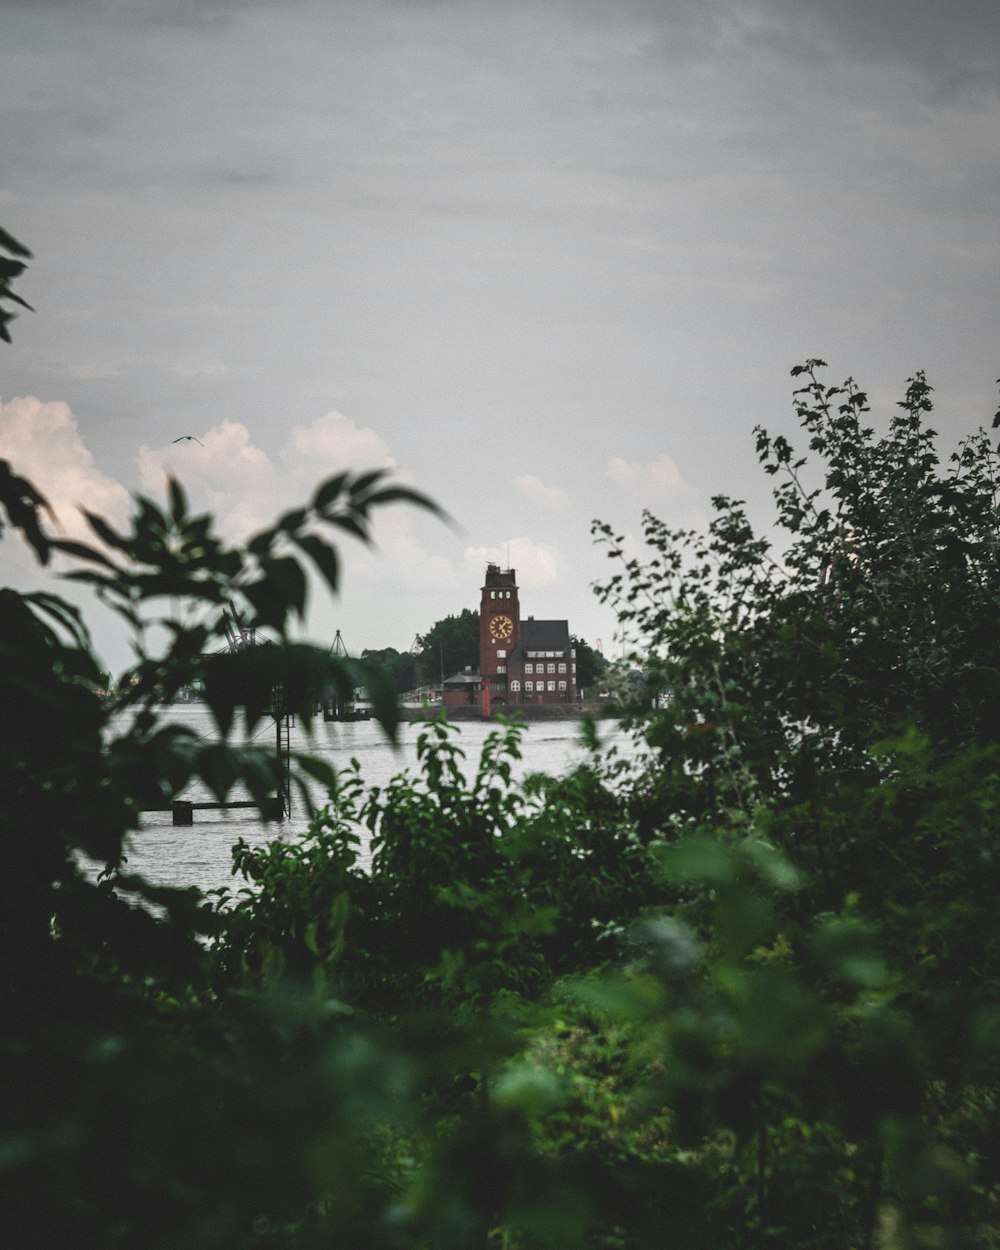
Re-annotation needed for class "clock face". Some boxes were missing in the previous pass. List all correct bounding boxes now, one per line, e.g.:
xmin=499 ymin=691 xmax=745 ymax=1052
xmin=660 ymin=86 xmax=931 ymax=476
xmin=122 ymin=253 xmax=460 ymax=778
xmin=489 ymin=614 xmax=513 ymax=641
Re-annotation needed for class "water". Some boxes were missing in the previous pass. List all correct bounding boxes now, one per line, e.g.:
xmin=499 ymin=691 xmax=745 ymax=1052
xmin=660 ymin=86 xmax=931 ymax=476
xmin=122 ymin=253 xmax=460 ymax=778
xmin=122 ymin=705 xmax=629 ymax=896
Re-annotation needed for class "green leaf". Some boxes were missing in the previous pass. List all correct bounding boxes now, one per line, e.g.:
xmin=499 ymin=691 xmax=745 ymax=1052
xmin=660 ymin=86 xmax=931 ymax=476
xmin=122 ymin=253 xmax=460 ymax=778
xmin=291 ymin=532 xmax=340 ymax=593
xmin=655 ymin=836 xmax=736 ymax=887
xmin=311 ymin=472 xmax=349 ymax=511
xmin=0 ymin=227 xmax=31 ymax=258
xmin=83 ymin=510 xmax=130 ymax=552
xmin=167 ymin=475 xmax=188 ymax=525
xmin=809 ymin=918 xmax=888 ymax=987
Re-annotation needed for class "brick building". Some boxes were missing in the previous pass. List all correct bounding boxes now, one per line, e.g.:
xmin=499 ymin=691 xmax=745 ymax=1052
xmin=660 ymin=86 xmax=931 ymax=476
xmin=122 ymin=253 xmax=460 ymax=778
xmin=477 ymin=562 xmax=576 ymax=707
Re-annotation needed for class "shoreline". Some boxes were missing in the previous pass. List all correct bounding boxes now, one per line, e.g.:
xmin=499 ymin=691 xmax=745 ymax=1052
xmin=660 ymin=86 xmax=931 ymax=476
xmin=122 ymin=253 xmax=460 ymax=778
xmin=402 ymin=701 xmax=611 ymax=723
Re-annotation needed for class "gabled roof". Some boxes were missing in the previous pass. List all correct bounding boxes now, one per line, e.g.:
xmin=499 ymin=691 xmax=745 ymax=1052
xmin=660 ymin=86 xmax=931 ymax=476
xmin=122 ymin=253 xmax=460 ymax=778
xmin=508 ymin=619 xmax=572 ymax=664
xmin=443 ymin=670 xmax=482 ymax=688
xmin=521 ymin=619 xmax=570 ymax=649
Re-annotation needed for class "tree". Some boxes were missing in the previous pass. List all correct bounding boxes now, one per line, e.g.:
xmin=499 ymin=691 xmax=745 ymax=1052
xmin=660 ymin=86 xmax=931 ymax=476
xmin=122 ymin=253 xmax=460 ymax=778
xmin=360 ymin=644 xmax=418 ymax=696
xmin=0 ymin=250 xmax=448 ymax=1239
xmin=571 ymin=634 xmax=607 ymax=696
xmin=589 ymin=361 xmax=1000 ymax=1246
xmin=415 ymin=606 xmax=479 ymax=683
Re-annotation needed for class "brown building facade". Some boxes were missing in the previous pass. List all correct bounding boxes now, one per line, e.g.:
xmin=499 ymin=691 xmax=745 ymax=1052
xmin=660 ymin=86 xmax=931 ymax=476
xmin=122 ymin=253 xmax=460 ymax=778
xmin=478 ymin=563 xmax=576 ymax=706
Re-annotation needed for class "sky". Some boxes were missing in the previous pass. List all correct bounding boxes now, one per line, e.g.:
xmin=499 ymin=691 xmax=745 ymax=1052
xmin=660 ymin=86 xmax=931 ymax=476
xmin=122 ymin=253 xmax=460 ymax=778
xmin=1 ymin=0 xmax=998 ymax=673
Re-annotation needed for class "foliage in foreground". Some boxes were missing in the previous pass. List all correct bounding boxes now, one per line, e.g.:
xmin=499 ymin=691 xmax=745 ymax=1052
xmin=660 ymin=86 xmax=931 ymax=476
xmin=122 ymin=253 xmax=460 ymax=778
xmin=3 ymin=356 xmax=1000 ymax=1248
xmin=0 ymin=450 xmax=445 ymax=1247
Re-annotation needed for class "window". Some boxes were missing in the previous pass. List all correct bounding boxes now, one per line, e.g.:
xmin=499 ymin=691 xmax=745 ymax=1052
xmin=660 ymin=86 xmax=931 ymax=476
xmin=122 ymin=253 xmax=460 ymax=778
xmin=525 ymin=681 xmax=533 ymax=692
xmin=558 ymin=680 xmax=567 ymax=691
xmin=510 ymin=680 xmax=520 ymax=692
xmin=558 ymin=663 xmax=566 ymax=673
xmin=547 ymin=663 xmax=555 ymax=674
xmin=525 ymin=663 xmax=533 ymax=674
xmin=547 ymin=681 xmax=555 ymax=691
xmin=497 ymin=649 xmax=506 ymax=659
xmin=497 ymin=665 xmax=506 ymax=674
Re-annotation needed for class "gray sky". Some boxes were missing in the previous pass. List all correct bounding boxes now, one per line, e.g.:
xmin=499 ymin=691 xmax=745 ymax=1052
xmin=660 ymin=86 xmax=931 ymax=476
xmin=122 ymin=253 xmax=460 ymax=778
xmin=2 ymin=0 xmax=998 ymax=672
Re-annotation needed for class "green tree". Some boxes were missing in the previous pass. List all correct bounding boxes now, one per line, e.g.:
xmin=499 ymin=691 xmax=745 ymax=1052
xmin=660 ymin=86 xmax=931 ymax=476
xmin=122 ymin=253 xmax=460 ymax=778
xmin=361 ymin=644 xmax=418 ymax=696
xmin=589 ymin=361 xmax=1000 ymax=1247
xmin=416 ymin=606 xmax=480 ymax=683
xmin=0 ymin=370 xmax=447 ymax=1244
xmin=571 ymin=634 xmax=607 ymax=696
xmin=214 ymin=713 xmax=662 ymax=1247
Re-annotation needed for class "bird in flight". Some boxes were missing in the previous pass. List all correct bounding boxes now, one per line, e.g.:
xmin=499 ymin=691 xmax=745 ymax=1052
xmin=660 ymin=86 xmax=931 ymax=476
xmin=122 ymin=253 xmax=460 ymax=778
xmin=172 ymin=435 xmax=204 ymax=446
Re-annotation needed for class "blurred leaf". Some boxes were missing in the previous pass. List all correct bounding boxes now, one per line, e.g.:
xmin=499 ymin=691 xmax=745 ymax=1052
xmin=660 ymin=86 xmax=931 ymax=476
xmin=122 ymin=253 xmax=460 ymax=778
xmin=809 ymin=918 xmax=888 ymax=987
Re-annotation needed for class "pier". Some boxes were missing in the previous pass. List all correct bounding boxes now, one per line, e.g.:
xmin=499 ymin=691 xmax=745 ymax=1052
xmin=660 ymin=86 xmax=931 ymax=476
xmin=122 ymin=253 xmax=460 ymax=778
xmin=142 ymin=797 xmax=285 ymax=826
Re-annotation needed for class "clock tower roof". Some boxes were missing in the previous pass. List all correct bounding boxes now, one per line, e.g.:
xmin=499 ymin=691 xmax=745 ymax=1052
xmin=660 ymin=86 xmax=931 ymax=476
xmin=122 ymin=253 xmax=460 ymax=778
xmin=483 ymin=562 xmax=517 ymax=589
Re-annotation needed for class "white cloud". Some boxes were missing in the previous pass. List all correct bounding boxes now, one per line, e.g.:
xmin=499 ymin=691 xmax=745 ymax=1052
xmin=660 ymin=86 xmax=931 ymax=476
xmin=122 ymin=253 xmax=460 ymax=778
xmin=465 ymin=539 xmax=560 ymax=590
xmin=137 ymin=409 xmax=401 ymax=542
xmin=362 ymin=506 xmax=456 ymax=593
xmin=607 ymin=453 xmax=687 ymax=496
xmin=285 ymin=411 xmax=396 ymax=476
xmin=136 ymin=406 xmax=456 ymax=622
xmin=0 ymin=395 xmax=131 ymax=542
xmin=515 ymin=473 xmax=570 ymax=512
xmin=139 ymin=419 xmax=276 ymax=539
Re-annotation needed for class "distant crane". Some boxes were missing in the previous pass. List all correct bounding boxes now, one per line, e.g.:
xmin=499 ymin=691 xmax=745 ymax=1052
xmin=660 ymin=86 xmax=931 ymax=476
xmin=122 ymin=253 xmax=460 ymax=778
xmin=222 ymin=599 xmax=255 ymax=651
xmin=220 ymin=599 xmax=290 ymax=816
xmin=323 ymin=630 xmax=370 ymax=721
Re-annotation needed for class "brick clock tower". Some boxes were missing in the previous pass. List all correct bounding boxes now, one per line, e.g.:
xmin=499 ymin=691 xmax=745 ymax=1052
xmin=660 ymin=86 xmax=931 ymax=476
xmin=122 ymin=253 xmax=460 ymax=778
xmin=479 ymin=563 xmax=520 ymax=703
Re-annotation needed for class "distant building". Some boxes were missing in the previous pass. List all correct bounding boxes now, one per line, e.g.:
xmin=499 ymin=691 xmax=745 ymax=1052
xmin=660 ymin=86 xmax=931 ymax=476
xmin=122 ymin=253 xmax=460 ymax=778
xmin=474 ymin=562 xmax=576 ymax=707
xmin=505 ymin=616 xmax=575 ymax=705
xmin=441 ymin=667 xmax=481 ymax=708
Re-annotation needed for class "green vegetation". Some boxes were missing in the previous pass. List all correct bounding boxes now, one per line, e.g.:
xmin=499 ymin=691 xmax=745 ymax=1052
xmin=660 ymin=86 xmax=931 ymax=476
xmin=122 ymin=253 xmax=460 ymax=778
xmin=3 ymin=263 xmax=1000 ymax=1250
xmin=571 ymin=634 xmax=608 ymax=697
xmin=361 ymin=644 xmax=420 ymax=697
xmin=415 ymin=607 xmax=481 ymax=684
xmin=360 ymin=615 xmax=608 ymax=701
xmin=0 ymin=226 xmax=32 ymax=343
xmin=360 ymin=607 xmax=480 ymax=698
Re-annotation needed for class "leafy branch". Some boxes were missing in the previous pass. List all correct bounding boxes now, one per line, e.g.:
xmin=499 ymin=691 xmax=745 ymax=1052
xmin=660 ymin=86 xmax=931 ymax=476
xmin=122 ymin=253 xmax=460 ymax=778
xmin=0 ymin=226 xmax=32 ymax=344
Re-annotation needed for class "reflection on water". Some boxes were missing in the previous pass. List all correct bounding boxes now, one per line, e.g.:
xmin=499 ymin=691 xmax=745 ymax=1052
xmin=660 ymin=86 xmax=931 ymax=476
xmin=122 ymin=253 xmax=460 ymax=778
xmin=122 ymin=706 xmax=631 ymax=896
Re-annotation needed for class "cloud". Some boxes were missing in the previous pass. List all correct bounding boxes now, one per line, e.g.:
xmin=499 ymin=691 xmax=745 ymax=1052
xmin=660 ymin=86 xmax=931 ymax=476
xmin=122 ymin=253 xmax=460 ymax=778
xmin=137 ymin=409 xmax=401 ymax=541
xmin=136 ymin=405 xmax=456 ymax=615
xmin=465 ymin=539 xmax=560 ymax=590
xmin=138 ymin=419 xmax=275 ymax=538
xmin=0 ymin=395 xmax=131 ymax=542
xmin=361 ymin=506 xmax=456 ymax=593
xmin=515 ymin=473 xmax=570 ymax=512
xmin=285 ymin=411 xmax=396 ymax=478
xmin=759 ymin=0 xmax=1000 ymax=96
xmin=607 ymin=453 xmax=686 ymax=495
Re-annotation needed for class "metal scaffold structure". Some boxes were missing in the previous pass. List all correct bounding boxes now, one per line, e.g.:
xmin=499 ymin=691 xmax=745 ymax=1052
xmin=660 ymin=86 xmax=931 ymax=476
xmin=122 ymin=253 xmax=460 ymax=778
xmin=322 ymin=630 xmax=371 ymax=722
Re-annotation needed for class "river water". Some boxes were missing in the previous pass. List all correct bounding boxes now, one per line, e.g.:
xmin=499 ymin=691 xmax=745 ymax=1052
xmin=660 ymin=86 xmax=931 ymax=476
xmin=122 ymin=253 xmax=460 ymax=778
xmin=122 ymin=705 xmax=632 ymax=896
